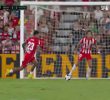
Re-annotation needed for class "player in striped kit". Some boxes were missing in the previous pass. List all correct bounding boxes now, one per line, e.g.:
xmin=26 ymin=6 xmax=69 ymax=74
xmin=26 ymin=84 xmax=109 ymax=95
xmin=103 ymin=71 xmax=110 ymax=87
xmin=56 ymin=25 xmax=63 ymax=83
xmin=65 ymin=30 xmax=100 ymax=80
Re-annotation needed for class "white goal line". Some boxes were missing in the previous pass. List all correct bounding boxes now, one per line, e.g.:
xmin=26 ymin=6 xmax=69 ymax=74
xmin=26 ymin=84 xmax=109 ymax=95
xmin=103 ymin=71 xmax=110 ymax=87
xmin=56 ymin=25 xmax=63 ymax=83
xmin=21 ymin=1 xmax=110 ymax=6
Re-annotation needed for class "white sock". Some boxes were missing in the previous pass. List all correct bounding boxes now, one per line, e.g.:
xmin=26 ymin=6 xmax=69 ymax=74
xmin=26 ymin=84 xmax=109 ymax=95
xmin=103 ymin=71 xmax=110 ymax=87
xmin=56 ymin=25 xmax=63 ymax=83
xmin=68 ymin=64 xmax=76 ymax=76
xmin=86 ymin=67 xmax=91 ymax=79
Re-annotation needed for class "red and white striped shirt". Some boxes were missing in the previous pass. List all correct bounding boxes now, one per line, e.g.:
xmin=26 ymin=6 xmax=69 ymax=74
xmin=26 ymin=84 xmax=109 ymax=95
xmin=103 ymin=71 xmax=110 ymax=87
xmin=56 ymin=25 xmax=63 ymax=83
xmin=79 ymin=37 xmax=96 ymax=54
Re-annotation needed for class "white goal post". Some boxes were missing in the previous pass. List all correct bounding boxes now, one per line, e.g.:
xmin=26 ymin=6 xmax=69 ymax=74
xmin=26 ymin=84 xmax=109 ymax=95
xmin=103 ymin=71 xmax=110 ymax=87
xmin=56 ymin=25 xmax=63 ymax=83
xmin=21 ymin=1 xmax=110 ymax=6
xmin=20 ymin=1 xmax=110 ymax=79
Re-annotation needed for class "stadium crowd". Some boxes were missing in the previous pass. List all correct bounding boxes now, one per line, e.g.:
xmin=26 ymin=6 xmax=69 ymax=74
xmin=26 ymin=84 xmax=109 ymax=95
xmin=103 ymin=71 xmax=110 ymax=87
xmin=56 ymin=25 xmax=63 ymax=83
xmin=0 ymin=0 xmax=19 ymax=6
xmin=24 ymin=5 xmax=110 ymax=54
xmin=0 ymin=9 xmax=20 ymax=54
xmin=0 ymin=0 xmax=110 ymax=54
xmin=21 ymin=0 xmax=110 ymax=1
xmin=0 ymin=0 xmax=109 ymax=5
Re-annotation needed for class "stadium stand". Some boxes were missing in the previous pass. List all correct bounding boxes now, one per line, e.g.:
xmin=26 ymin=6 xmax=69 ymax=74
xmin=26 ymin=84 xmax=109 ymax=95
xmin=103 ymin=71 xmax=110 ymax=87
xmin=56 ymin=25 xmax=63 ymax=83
xmin=0 ymin=0 xmax=20 ymax=6
xmin=20 ymin=0 xmax=110 ymax=1
xmin=24 ymin=5 xmax=110 ymax=55
xmin=0 ymin=9 xmax=20 ymax=54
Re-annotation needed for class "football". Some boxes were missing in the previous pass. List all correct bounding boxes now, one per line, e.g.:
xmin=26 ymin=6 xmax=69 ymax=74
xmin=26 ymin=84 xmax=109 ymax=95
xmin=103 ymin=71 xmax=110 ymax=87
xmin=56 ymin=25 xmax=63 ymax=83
xmin=65 ymin=75 xmax=71 ymax=80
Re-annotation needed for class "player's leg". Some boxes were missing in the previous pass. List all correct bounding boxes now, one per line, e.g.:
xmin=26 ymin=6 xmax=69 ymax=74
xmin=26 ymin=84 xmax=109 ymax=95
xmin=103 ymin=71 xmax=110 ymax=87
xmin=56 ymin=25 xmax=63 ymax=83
xmin=28 ymin=57 xmax=38 ymax=79
xmin=65 ymin=61 xmax=79 ymax=80
xmin=65 ymin=53 xmax=83 ymax=80
xmin=30 ymin=60 xmax=38 ymax=73
xmin=86 ymin=60 xmax=92 ymax=79
xmin=86 ymin=54 xmax=92 ymax=79
xmin=68 ymin=61 xmax=79 ymax=76
xmin=68 ymin=53 xmax=83 ymax=76
xmin=28 ymin=61 xmax=38 ymax=79
xmin=6 ymin=65 xmax=26 ymax=77
xmin=6 ymin=54 xmax=29 ymax=77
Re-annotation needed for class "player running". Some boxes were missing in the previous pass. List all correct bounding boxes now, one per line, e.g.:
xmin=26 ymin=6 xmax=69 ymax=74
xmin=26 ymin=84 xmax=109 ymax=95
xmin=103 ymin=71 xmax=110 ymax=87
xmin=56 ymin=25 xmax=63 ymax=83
xmin=65 ymin=30 xmax=100 ymax=80
xmin=6 ymin=30 xmax=44 ymax=78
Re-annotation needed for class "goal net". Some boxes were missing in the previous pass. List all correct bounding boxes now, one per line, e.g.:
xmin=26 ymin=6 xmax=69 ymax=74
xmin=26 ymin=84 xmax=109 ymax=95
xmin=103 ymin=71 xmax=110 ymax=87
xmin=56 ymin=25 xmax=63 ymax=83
xmin=20 ymin=1 xmax=110 ymax=79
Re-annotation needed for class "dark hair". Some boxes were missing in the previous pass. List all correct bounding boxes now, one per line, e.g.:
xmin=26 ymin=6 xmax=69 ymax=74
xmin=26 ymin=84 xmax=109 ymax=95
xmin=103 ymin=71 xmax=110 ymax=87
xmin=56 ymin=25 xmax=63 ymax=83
xmin=86 ymin=30 xmax=92 ymax=34
xmin=86 ymin=30 xmax=93 ymax=36
xmin=33 ymin=30 xmax=39 ymax=35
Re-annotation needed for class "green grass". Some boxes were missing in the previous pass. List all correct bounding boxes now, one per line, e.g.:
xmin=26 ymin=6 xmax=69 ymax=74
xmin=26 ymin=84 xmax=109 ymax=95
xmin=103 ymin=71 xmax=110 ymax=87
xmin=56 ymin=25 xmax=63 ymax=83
xmin=0 ymin=79 xmax=110 ymax=100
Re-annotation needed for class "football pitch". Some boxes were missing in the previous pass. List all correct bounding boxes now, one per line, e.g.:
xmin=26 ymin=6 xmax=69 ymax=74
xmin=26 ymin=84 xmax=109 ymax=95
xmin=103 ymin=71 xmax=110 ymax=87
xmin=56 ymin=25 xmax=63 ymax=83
xmin=0 ymin=79 xmax=110 ymax=100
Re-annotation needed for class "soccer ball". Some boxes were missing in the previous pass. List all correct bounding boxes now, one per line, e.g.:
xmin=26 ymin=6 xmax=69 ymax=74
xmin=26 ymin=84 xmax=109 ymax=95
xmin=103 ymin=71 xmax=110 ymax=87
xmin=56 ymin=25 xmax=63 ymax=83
xmin=65 ymin=75 xmax=71 ymax=80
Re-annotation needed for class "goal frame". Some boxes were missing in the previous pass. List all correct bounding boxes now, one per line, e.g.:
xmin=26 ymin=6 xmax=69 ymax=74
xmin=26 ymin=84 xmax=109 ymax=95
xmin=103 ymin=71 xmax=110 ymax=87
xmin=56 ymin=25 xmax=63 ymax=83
xmin=20 ymin=1 xmax=110 ymax=79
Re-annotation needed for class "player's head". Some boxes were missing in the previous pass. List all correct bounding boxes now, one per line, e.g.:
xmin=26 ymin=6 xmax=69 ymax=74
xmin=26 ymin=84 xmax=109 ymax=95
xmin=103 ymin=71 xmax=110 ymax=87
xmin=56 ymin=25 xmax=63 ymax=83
xmin=86 ymin=30 xmax=93 ymax=37
xmin=33 ymin=30 xmax=39 ymax=37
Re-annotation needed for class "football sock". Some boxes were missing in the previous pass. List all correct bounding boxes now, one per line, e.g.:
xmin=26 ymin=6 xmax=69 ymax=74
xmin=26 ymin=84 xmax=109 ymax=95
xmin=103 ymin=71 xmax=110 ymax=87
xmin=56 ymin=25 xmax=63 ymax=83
xmin=86 ymin=67 xmax=91 ymax=79
xmin=68 ymin=64 xmax=76 ymax=76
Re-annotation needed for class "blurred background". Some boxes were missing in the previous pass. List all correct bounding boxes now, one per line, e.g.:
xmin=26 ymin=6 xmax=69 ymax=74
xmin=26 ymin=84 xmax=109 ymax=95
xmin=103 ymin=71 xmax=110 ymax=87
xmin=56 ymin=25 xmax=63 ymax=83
xmin=24 ymin=5 xmax=110 ymax=54
xmin=0 ymin=9 xmax=20 ymax=54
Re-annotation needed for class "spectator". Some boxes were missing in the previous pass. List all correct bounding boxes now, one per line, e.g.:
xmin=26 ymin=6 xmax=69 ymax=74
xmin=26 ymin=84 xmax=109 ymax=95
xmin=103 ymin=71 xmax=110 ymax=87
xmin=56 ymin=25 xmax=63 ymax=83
xmin=82 ymin=7 xmax=90 ymax=20
xmin=8 ymin=21 xmax=14 ymax=39
xmin=4 ymin=0 xmax=20 ymax=6
xmin=101 ymin=12 xmax=110 ymax=34
xmin=3 ymin=10 xmax=9 ymax=25
xmin=2 ymin=38 xmax=12 ymax=53
xmin=4 ymin=0 xmax=15 ymax=6
xmin=94 ymin=6 xmax=103 ymax=21
xmin=39 ymin=16 xmax=49 ymax=34
xmin=12 ymin=25 xmax=20 ymax=41
xmin=0 ymin=10 xmax=3 ymax=20
xmin=25 ymin=15 xmax=34 ymax=35
xmin=89 ymin=22 xmax=99 ymax=34
xmin=71 ymin=20 xmax=84 ymax=47
xmin=43 ymin=9 xmax=52 ymax=22
xmin=0 ymin=9 xmax=20 ymax=54
xmin=0 ymin=20 xmax=3 ymax=33
xmin=9 ymin=12 xmax=19 ymax=28
xmin=73 ymin=20 xmax=82 ymax=31
xmin=2 ymin=25 xmax=10 ymax=40
xmin=25 ymin=6 xmax=32 ymax=16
